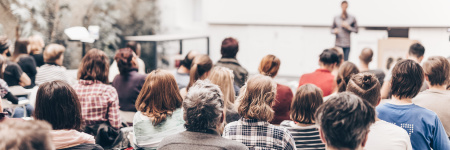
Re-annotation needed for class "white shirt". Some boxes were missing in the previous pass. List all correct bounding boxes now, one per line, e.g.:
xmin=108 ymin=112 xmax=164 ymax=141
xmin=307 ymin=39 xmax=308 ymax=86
xmin=365 ymin=120 xmax=412 ymax=150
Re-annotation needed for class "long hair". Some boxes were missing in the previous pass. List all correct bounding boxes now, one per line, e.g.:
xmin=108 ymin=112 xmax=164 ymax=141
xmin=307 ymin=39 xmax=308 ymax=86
xmin=135 ymin=69 xmax=183 ymax=125
xmin=258 ymin=54 xmax=280 ymax=77
xmin=11 ymin=38 xmax=30 ymax=62
xmin=290 ymin=84 xmax=323 ymax=124
xmin=209 ymin=67 xmax=236 ymax=109
xmin=115 ymin=48 xmax=137 ymax=75
xmin=336 ymin=62 xmax=359 ymax=92
xmin=237 ymin=74 xmax=276 ymax=121
xmin=187 ymin=54 xmax=213 ymax=91
xmin=77 ymin=49 xmax=110 ymax=84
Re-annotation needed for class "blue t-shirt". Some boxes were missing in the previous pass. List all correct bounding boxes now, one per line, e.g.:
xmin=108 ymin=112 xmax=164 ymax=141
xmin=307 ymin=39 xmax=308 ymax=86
xmin=377 ymin=103 xmax=450 ymax=150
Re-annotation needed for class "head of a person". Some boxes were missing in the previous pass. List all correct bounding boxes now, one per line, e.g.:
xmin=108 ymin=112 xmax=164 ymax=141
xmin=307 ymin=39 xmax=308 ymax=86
xmin=115 ymin=48 xmax=138 ymax=75
xmin=183 ymin=80 xmax=224 ymax=132
xmin=43 ymin=44 xmax=65 ymax=65
xmin=77 ymin=49 xmax=109 ymax=84
xmin=330 ymin=47 xmax=344 ymax=67
xmin=347 ymin=73 xmax=381 ymax=106
xmin=423 ymin=56 xmax=450 ymax=87
xmin=125 ymin=41 xmax=141 ymax=56
xmin=28 ymin=35 xmax=45 ymax=55
xmin=0 ymin=36 xmax=11 ymax=56
xmin=359 ymin=48 xmax=373 ymax=65
xmin=221 ymin=37 xmax=239 ymax=58
xmin=0 ymin=119 xmax=54 ymax=150
xmin=291 ymin=84 xmax=323 ymax=124
xmin=180 ymin=50 xmax=199 ymax=69
xmin=341 ymin=1 xmax=348 ymax=12
xmin=319 ymin=49 xmax=340 ymax=71
xmin=209 ymin=67 xmax=235 ymax=109
xmin=258 ymin=54 xmax=280 ymax=78
xmin=12 ymin=38 xmax=30 ymax=61
xmin=391 ymin=59 xmax=424 ymax=100
xmin=315 ymin=92 xmax=375 ymax=150
xmin=187 ymin=54 xmax=213 ymax=90
xmin=337 ymin=62 xmax=360 ymax=92
xmin=407 ymin=43 xmax=425 ymax=63
xmin=34 ymin=80 xmax=83 ymax=131
xmin=238 ymin=74 xmax=276 ymax=121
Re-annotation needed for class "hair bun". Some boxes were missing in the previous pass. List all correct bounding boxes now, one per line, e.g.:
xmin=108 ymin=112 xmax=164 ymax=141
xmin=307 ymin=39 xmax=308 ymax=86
xmin=362 ymin=75 xmax=372 ymax=87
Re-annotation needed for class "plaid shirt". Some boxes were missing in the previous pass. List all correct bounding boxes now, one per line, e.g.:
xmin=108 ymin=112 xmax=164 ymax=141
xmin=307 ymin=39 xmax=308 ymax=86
xmin=223 ymin=118 xmax=296 ymax=150
xmin=73 ymin=80 xmax=121 ymax=129
xmin=0 ymin=79 xmax=9 ymax=98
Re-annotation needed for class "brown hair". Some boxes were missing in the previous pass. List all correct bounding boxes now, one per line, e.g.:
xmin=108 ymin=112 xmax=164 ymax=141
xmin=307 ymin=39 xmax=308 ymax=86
xmin=0 ymin=119 xmax=54 ymax=150
xmin=336 ymin=62 xmax=360 ymax=92
xmin=330 ymin=47 xmax=344 ymax=66
xmin=391 ymin=60 xmax=424 ymax=99
xmin=28 ymin=35 xmax=44 ymax=54
xmin=423 ymin=56 xmax=450 ymax=86
xmin=221 ymin=37 xmax=239 ymax=58
xmin=187 ymin=55 xmax=213 ymax=91
xmin=125 ymin=41 xmax=141 ymax=56
xmin=135 ymin=69 xmax=183 ymax=125
xmin=238 ymin=74 xmax=276 ymax=121
xmin=77 ymin=49 xmax=109 ymax=84
xmin=43 ymin=44 xmax=65 ymax=63
xmin=209 ymin=67 xmax=236 ymax=109
xmin=0 ymin=56 xmax=5 ymax=79
xmin=12 ymin=38 xmax=30 ymax=62
xmin=258 ymin=54 xmax=280 ymax=77
xmin=291 ymin=84 xmax=323 ymax=124
xmin=114 ymin=48 xmax=137 ymax=75
xmin=359 ymin=48 xmax=373 ymax=64
xmin=347 ymin=73 xmax=381 ymax=106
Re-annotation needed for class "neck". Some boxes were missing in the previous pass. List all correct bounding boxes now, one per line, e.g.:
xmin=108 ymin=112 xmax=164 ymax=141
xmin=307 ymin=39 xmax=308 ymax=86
xmin=295 ymin=122 xmax=315 ymax=127
xmin=359 ymin=62 xmax=369 ymax=71
xmin=429 ymin=85 xmax=447 ymax=91
xmin=319 ymin=65 xmax=334 ymax=72
xmin=408 ymin=57 xmax=420 ymax=63
xmin=390 ymin=96 xmax=412 ymax=104
xmin=177 ymin=66 xmax=190 ymax=74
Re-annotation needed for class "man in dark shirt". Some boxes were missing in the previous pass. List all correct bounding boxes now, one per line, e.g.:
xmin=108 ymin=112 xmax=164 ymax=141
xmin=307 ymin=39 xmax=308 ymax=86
xmin=0 ymin=36 xmax=31 ymax=87
xmin=215 ymin=37 xmax=248 ymax=88
xmin=331 ymin=1 xmax=358 ymax=61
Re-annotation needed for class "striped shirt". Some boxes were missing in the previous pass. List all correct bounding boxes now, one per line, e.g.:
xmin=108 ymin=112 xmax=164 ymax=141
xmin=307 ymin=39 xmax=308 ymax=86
xmin=35 ymin=64 xmax=69 ymax=85
xmin=280 ymin=121 xmax=325 ymax=150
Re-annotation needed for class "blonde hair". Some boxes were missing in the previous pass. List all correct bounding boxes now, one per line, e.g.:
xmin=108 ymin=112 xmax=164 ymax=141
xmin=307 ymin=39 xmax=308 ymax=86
xmin=237 ymin=74 xmax=276 ymax=121
xmin=28 ymin=35 xmax=45 ymax=54
xmin=209 ymin=67 xmax=236 ymax=109
xmin=44 ymin=44 xmax=65 ymax=63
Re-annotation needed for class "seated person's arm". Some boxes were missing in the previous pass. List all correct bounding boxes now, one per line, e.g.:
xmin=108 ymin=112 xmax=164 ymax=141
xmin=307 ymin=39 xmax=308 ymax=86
xmin=4 ymin=92 xmax=18 ymax=104
xmin=19 ymin=73 xmax=31 ymax=87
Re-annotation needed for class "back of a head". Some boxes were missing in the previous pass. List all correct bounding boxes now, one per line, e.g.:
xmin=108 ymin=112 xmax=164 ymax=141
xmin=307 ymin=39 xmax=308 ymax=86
xmin=221 ymin=37 xmax=239 ymax=58
xmin=184 ymin=80 xmax=224 ymax=132
xmin=35 ymin=80 xmax=82 ymax=130
xmin=0 ymin=119 xmax=54 ymax=150
xmin=180 ymin=50 xmax=199 ymax=69
xmin=125 ymin=41 xmax=140 ymax=55
xmin=329 ymin=47 xmax=344 ymax=66
xmin=423 ymin=56 xmax=450 ymax=86
xmin=114 ymin=48 xmax=136 ymax=75
xmin=315 ymin=92 xmax=375 ymax=149
xmin=391 ymin=59 xmax=424 ymax=99
xmin=0 ymin=36 xmax=10 ymax=54
xmin=291 ymin=84 xmax=323 ymax=124
xmin=319 ymin=49 xmax=339 ymax=65
xmin=209 ymin=66 xmax=236 ymax=107
xmin=408 ymin=43 xmax=425 ymax=58
xmin=337 ymin=62 xmax=360 ymax=92
xmin=359 ymin=48 xmax=373 ymax=64
xmin=28 ymin=35 xmax=45 ymax=54
xmin=135 ymin=69 xmax=182 ymax=125
xmin=77 ymin=49 xmax=109 ymax=83
xmin=12 ymin=38 xmax=29 ymax=61
xmin=238 ymin=74 xmax=276 ymax=121
xmin=258 ymin=54 xmax=280 ymax=77
xmin=347 ymin=72 xmax=381 ymax=106
xmin=187 ymin=54 xmax=213 ymax=90
xmin=43 ymin=44 xmax=65 ymax=63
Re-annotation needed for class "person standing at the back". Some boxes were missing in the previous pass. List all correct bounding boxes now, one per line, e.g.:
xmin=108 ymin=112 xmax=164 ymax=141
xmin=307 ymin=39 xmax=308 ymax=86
xmin=331 ymin=0 xmax=358 ymax=61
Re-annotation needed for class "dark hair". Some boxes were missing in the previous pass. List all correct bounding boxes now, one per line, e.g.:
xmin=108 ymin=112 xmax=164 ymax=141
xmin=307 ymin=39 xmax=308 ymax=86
xmin=186 ymin=55 xmax=213 ymax=91
xmin=329 ymin=47 xmax=344 ymax=66
xmin=347 ymin=73 xmax=381 ymax=106
xmin=258 ymin=54 xmax=280 ymax=77
xmin=391 ymin=60 xmax=424 ymax=99
xmin=0 ymin=36 xmax=11 ymax=54
xmin=115 ymin=48 xmax=137 ymax=75
xmin=220 ymin=37 xmax=239 ymax=58
xmin=77 ymin=49 xmax=110 ymax=84
xmin=180 ymin=51 xmax=198 ymax=69
xmin=12 ymin=38 xmax=30 ymax=62
xmin=125 ymin=41 xmax=141 ymax=56
xmin=291 ymin=84 xmax=323 ymax=124
xmin=359 ymin=48 xmax=373 ymax=64
xmin=319 ymin=49 xmax=339 ymax=65
xmin=408 ymin=43 xmax=425 ymax=58
xmin=337 ymin=62 xmax=360 ymax=92
xmin=0 ymin=56 xmax=5 ymax=79
xmin=34 ymin=80 xmax=83 ymax=130
xmin=315 ymin=92 xmax=375 ymax=149
xmin=423 ymin=56 xmax=449 ymax=86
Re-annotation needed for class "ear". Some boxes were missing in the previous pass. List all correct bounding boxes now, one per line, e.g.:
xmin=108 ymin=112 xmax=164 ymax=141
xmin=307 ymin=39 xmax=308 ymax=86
xmin=376 ymin=96 xmax=381 ymax=106
xmin=361 ymin=130 xmax=370 ymax=148
xmin=319 ymin=128 xmax=327 ymax=145
xmin=132 ymin=56 xmax=139 ymax=68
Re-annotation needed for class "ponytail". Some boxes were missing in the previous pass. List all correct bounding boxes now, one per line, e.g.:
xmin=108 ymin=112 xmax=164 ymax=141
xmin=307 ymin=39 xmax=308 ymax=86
xmin=187 ymin=64 xmax=199 ymax=91
xmin=186 ymin=55 xmax=213 ymax=91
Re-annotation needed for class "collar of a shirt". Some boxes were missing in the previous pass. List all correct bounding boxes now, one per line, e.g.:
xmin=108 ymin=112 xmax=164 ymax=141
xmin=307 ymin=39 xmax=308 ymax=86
xmin=78 ymin=79 xmax=102 ymax=85
xmin=316 ymin=68 xmax=331 ymax=73
xmin=218 ymin=58 xmax=239 ymax=63
xmin=240 ymin=118 xmax=269 ymax=126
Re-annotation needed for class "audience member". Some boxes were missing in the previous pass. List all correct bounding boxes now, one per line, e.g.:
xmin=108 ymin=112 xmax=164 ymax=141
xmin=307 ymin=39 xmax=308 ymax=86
xmin=35 ymin=44 xmax=69 ymax=85
xmin=180 ymin=54 xmax=212 ymax=98
xmin=174 ymin=50 xmax=199 ymax=89
xmin=109 ymin=41 xmax=146 ymax=82
xmin=336 ymin=61 xmax=359 ymax=92
xmin=12 ymin=38 xmax=37 ymax=88
xmin=358 ymin=48 xmax=385 ymax=86
xmin=73 ymin=49 xmax=121 ymax=129
xmin=280 ymin=84 xmax=326 ymax=150
xmin=28 ymin=35 xmax=45 ymax=67
xmin=134 ymin=69 xmax=185 ymax=148
xmin=0 ymin=37 xmax=31 ymax=87
xmin=112 ymin=48 xmax=147 ymax=112
xmin=413 ymin=56 xmax=450 ymax=137
xmin=316 ymin=92 xmax=375 ymax=150
xmin=377 ymin=60 xmax=450 ymax=150
xmin=0 ymin=119 xmax=55 ymax=150
xmin=329 ymin=47 xmax=344 ymax=77
xmin=216 ymin=37 xmax=248 ymax=88
xmin=258 ymin=54 xmax=293 ymax=124
xmin=208 ymin=66 xmax=240 ymax=123
xmin=299 ymin=49 xmax=339 ymax=96
xmin=223 ymin=74 xmax=296 ymax=149
xmin=34 ymin=81 xmax=101 ymax=150
xmin=158 ymin=80 xmax=247 ymax=150
xmin=347 ymin=72 xmax=412 ymax=150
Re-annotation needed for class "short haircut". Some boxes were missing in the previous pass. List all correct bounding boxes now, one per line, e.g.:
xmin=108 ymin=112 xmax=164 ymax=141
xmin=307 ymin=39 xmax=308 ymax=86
xmin=0 ymin=119 xmax=54 ymax=150
xmin=34 ymin=80 xmax=83 ymax=130
xmin=77 ymin=49 xmax=110 ymax=84
xmin=347 ymin=72 xmax=381 ymax=106
xmin=43 ymin=44 xmax=65 ymax=63
xmin=135 ymin=69 xmax=183 ymax=125
xmin=423 ymin=56 xmax=450 ymax=86
xmin=114 ymin=48 xmax=136 ymax=75
xmin=341 ymin=1 xmax=348 ymax=5
xmin=408 ymin=43 xmax=425 ymax=58
xmin=238 ymin=74 xmax=276 ymax=121
xmin=336 ymin=62 xmax=360 ymax=92
xmin=258 ymin=54 xmax=280 ymax=77
xmin=319 ymin=49 xmax=340 ymax=65
xmin=220 ymin=37 xmax=239 ymax=58
xmin=184 ymin=80 xmax=224 ymax=132
xmin=0 ymin=36 xmax=10 ymax=54
xmin=187 ymin=54 xmax=213 ymax=91
xmin=291 ymin=84 xmax=323 ymax=124
xmin=180 ymin=50 xmax=198 ymax=69
xmin=12 ymin=38 xmax=29 ymax=62
xmin=391 ymin=60 xmax=424 ymax=99
xmin=359 ymin=48 xmax=373 ymax=64
xmin=315 ymin=92 xmax=375 ymax=149
xmin=28 ymin=35 xmax=45 ymax=54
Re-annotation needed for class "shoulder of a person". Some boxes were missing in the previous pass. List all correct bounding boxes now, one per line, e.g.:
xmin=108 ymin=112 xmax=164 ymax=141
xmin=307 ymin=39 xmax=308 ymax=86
xmin=223 ymin=139 xmax=249 ymax=150
xmin=279 ymin=120 xmax=293 ymax=127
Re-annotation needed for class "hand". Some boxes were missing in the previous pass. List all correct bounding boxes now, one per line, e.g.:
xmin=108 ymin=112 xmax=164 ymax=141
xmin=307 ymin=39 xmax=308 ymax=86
xmin=341 ymin=22 xmax=351 ymax=30
xmin=333 ymin=28 xmax=339 ymax=34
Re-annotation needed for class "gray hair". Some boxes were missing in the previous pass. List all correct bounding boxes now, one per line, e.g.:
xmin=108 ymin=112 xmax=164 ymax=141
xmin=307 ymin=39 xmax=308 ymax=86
xmin=183 ymin=79 xmax=224 ymax=132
